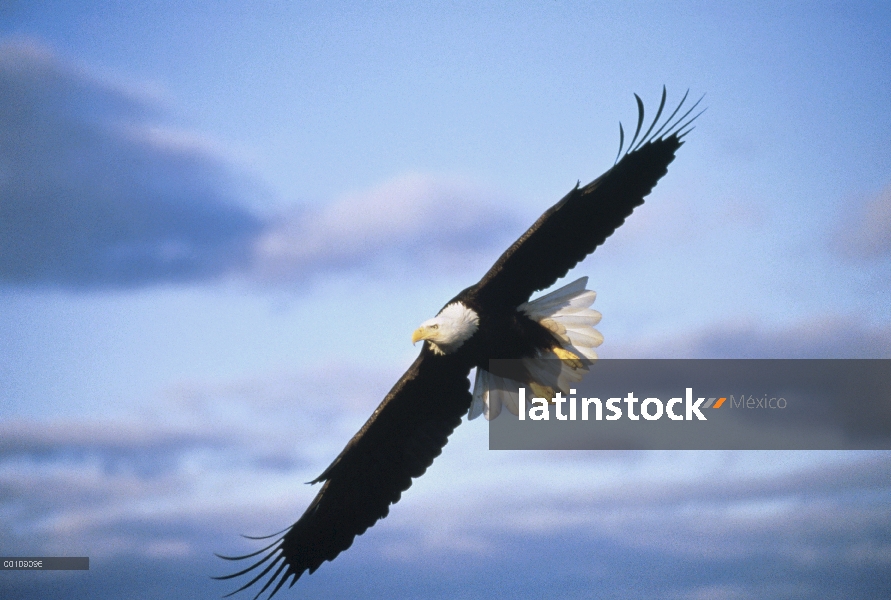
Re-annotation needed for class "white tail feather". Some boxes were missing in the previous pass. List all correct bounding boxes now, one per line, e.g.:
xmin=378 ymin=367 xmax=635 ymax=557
xmin=553 ymin=312 xmax=602 ymax=327
xmin=566 ymin=329 xmax=603 ymax=348
xmin=572 ymin=345 xmax=599 ymax=361
xmin=468 ymin=368 xmax=486 ymax=420
xmin=486 ymin=373 xmax=505 ymax=420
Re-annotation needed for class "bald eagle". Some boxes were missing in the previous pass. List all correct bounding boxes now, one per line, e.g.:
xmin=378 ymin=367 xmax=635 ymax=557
xmin=217 ymin=89 xmax=702 ymax=598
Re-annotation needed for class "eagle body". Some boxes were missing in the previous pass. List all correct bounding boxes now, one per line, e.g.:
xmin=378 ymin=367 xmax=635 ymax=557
xmin=440 ymin=292 xmax=557 ymax=364
xmin=218 ymin=89 xmax=702 ymax=599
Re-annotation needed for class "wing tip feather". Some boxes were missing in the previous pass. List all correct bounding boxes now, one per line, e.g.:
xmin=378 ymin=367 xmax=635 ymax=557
xmin=615 ymin=88 xmax=704 ymax=162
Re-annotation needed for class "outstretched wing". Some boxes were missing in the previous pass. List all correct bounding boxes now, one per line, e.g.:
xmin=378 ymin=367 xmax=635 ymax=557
xmin=216 ymin=349 xmax=473 ymax=599
xmin=474 ymin=89 xmax=703 ymax=309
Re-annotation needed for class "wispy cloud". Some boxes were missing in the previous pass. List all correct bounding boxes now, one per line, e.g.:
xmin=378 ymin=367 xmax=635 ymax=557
xmin=2 ymin=363 xmax=889 ymax=598
xmin=250 ymin=172 xmax=523 ymax=283
xmin=0 ymin=38 xmax=265 ymax=289
xmin=0 ymin=363 xmax=402 ymax=558
xmin=606 ymin=316 xmax=891 ymax=359
xmin=365 ymin=448 xmax=891 ymax=593
xmin=0 ymin=39 xmax=525 ymax=290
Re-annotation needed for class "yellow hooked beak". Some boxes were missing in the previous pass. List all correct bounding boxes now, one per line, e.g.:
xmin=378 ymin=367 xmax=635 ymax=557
xmin=411 ymin=327 xmax=429 ymax=345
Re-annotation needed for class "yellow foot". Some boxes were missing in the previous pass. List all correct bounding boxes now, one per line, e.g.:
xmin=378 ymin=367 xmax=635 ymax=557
xmin=552 ymin=346 xmax=583 ymax=370
xmin=529 ymin=381 xmax=555 ymax=402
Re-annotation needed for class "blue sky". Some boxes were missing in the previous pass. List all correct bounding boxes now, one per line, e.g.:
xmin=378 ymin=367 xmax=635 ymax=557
xmin=1 ymin=2 xmax=890 ymax=599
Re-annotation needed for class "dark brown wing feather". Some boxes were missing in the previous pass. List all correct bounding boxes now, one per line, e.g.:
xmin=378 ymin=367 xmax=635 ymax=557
xmin=473 ymin=90 xmax=702 ymax=309
xmin=216 ymin=349 xmax=472 ymax=599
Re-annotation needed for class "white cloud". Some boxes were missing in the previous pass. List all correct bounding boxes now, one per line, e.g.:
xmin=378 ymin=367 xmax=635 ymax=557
xmin=251 ymin=172 xmax=523 ymax=283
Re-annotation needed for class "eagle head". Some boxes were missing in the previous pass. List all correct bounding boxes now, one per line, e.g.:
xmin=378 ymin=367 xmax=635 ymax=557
xmin=411 ymin=302 xmax=479 ymax=355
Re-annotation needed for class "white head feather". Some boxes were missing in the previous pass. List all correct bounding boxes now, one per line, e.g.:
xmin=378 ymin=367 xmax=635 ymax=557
xmin=412 ymin=302 xmax=479 ymax=355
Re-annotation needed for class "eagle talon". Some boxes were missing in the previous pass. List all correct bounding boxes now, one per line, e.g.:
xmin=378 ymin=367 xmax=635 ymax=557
xmin=552 ymin=346 xmax=583 ymax=369
xmin=529 ymin=381 xmax=555 ymax=401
